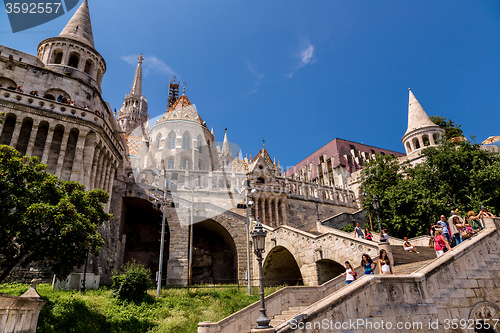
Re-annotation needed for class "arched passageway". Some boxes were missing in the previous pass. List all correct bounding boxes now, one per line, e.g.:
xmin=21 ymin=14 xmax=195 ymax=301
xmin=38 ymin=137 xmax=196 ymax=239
xmin=316 ymin=259 xmax=345 ymax=285
xmin=192 ymin=219 xmax=237 ymax=284
xmin=263 ymin=246 xmax=303 ymax=287
xmin=121 ymin=197 xmax=167 ymax=279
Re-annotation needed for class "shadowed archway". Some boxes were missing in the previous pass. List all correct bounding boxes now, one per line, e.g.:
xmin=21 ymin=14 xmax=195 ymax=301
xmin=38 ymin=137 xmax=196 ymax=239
xmin=263 ymin=246 xmax=303 ymax=287
xmin=192 ymin=219 xmax=237 ymax=284
xmin=121 ymin=197 xmax=168 ymax=279
xmin=316 ymin=259 xmax=345 ymax=285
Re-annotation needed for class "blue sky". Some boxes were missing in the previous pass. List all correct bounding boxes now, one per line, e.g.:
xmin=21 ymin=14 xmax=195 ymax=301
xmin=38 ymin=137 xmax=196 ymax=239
xmin=1 ymin=1 xmax=499 ymax=169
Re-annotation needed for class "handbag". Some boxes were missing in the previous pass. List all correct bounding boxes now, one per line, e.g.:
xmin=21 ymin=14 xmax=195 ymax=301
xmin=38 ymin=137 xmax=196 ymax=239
xmin=461 ymin=230 xmax=470 ymax=239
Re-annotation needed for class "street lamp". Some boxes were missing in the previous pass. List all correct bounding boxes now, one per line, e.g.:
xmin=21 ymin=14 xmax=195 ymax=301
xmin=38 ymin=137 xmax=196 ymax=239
xmin=251 ymin=218 xmax=271 ymax=329
xmin=372 ymin=195 xmax=383 ymax=239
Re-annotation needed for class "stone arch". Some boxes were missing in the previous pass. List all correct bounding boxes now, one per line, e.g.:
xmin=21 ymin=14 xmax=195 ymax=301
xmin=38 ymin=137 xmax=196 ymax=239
xmin=15 ymin=117 xmax=34 ymax=156
xmin=263 ymin=246 xmax=303 ymax=287
xmin=192 ymin=219 xmax=238 ymax=284
xmin=469 ymin=301 xmax=500 ymax=333
xmin=121 ymin=196 xmax=167 ymax=279
xmin=167 ymin=157 xmax=174 ymax=169
xmin=155 ymin=133 xmax=162 ymax=149
xmin=422 ymin=134 xmax=430 ymax=146
xmin=84 ymin=58 xmax=95 ymax=76
xmin=182 ymin=157 xmax=190 ymax=170
xmin=96 ymin=69 xmax=103 ymax=85
xmin=433 ymin=133 xmax=440 ymax=143
xmin=68 ymin=51 xmax=80 ymax=68
xmin=0 ymin=77 xmax=17 ymax=90
xmin=406 ymin=142 xmax=412 ymax=153
xmin=0 ymin=113 xmax=17 ymax=145
xmin=412 ymin=137 xmax=420 ymax=150
xmin=46 ymin=124 xmax=65 ymax=174
xmin=32 ymin=121 xmax=50 ymax=160
xmin=43 ymin=88 xmax=70 ymax=103
xmin=50 ymin=49 xmax=63 ymax=64
xmin=60 ymin=128 xmax=79 ymax=181
xmin=316 ymin=259 xmax=345 ymax=285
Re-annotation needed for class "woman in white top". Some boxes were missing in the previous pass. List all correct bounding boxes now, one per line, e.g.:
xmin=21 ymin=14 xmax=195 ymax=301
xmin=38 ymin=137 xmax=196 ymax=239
xmin=378 ymin=249 xmax=395 ymax=275
xmin=341 ymin=261 xmax=355 ymax=285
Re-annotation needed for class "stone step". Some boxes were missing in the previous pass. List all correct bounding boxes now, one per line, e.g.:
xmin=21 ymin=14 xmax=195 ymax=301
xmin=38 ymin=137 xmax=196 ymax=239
xmin=390 ymin=244 xmax=436 ymax=265
xmin=393 ymin=259 xmax=434 ymax=274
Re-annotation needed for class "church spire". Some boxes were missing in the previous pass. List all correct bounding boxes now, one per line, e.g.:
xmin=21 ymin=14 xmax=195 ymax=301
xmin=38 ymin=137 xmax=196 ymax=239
xmin=131 ymin=54 xmax=144 ymax=97
xmin=221 ymin=128 xmax=232 ymax=157
xmin=59 ymin=0 xmax=95 ymax=48
xmin=405 ymin=88 xmax=437 ymax=136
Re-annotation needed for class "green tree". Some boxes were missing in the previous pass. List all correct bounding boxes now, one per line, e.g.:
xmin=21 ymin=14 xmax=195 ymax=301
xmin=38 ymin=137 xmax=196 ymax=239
xmin=430 ymin=115 xmax=464 ymax=140
xmin=0 ymin=145 xmax=111 ymax=283
xmin=360 ymin=140 xmax=500 ymax=238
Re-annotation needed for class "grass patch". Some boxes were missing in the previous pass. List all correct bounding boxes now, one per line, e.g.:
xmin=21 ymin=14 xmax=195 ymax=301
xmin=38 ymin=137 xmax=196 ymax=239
xmin=0 ymin=283 xmax=283 ymax=333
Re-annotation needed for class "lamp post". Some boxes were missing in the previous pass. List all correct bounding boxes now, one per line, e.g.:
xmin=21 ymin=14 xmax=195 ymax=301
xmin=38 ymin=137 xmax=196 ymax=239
xmin=372 ymin=195 xmax=382 ymax=237
xmin=251 ymin=218 xmax=271 ymax=329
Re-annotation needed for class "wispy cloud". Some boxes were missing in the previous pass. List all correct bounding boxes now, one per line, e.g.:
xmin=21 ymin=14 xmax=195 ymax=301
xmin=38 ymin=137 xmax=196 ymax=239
xmin=245 ymin=62 xmax=264 ymax=96
xmin=285 ymin=41 xmax=315 ymax=79
xmin=121 ymin=55 xmax=174 ymax=76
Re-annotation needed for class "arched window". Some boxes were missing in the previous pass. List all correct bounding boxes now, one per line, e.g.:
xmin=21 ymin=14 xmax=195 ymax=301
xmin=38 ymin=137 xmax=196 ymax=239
xmin=422 ymin=135 xmax=430 ymax=146
xmin=168 ymin=132 xmax=176 ymax=150
xmin=68 ymin=52 xmax=80 ymax=68
xmin=51 ymin=50 xmax=63 ymax=64
xmin=182 ymin=158 xmax=189 ymax=170
xmin=167 ymin=158 xmax=174 ymax=169
xmin=198 ymin=160 xmax=202 ymax=170
xmin=84 ymin=59 xmax=94 ymax=75
xmin=182 ymin=132 xmax=191 ymax=150
xmin=406 ymin=142 xmax=412 ymax=152
xmin=197 ymin=135 xmax=203 ymax=151
xmin=156 ymin=134 xmax=162 ymax=149
xmin=413 ymin=138 xmax=421 ymax=149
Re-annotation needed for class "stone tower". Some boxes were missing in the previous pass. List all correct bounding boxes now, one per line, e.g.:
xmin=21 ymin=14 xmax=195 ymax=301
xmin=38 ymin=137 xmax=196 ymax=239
xmin=116 ymin=54 xmax=149 ymax=135
xmin=401 ymin=88 xmax=444 ymax=164
xmin=36 ymin=0 xmax=106 ymax=93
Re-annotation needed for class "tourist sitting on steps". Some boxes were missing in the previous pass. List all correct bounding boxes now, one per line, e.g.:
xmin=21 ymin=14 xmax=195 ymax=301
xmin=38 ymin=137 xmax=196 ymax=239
xmin=364 ymin=228 xmax=373 ymax=241
xmin=341 ymin=261 xmax=356 ymax=285
xmin=403 ymin=237 xmax=419 ymax=253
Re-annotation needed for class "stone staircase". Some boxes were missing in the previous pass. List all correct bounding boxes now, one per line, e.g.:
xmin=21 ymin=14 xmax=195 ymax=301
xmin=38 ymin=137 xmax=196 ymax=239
xmin=390 ymin=244 xmax=436 ymax=265
xmin=269 ymin=306 xmax=308 ymax=328
xmin=393 ymin=259 xmax=434 ymax=275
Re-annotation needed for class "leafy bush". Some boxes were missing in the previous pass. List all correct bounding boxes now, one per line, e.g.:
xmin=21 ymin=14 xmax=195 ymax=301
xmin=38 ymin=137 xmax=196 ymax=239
xmin=342 ymin=224 xmax=354 ymax=233
xmin=111 ymin=261 xmax=152 ymax=302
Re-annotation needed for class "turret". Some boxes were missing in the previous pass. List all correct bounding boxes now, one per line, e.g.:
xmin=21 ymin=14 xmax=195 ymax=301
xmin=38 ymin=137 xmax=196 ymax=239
xmin=401 ymin=89 xmax=445 ymax=162
xmin=36 ymin=0 xmax=106 ymax=92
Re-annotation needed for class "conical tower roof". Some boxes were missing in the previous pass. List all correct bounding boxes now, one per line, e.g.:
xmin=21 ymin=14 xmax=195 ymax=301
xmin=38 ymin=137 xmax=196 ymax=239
xmin=221 ymin=129 xmax=232 ymax=157
xmin=59 ymin=0 xmax=95 ymax=48
xmin=405 ymin=89 xmax=438 ymax=136
xmin=130 ymin=54 xmax=144 ymax=97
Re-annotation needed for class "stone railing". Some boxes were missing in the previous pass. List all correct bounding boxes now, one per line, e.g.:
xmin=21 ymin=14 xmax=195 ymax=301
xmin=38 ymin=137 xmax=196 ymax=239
xmin=0 ymin=87 xmax=121 ymax=153
xmin=0 ymin=280 xmax=46 ymax=333
xmin=271 ymin=218 xmax=500 ymax=332
xmin=198 ymin=265 xmax=364 ymax=333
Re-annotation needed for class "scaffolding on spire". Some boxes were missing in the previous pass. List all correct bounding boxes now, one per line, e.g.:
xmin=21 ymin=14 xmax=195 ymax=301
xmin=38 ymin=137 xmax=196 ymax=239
xmin=167 ymin=76 xmax=180 ymax=109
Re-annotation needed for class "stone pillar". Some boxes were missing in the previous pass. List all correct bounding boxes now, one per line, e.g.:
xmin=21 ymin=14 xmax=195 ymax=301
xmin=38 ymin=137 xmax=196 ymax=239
xmin=55 ymin=130 xmax=71 ymax=178
xmin=25 ymin=122 xmax=40 ymax=157
xmin=166 ymin=211 xmax=190 ymax=286
xmin=275 ymin=200 xmax=280 ymax=227
xmin=418 ymin=136 xmax=424 ymax=149
xmin=93 ymin=151 xmax=106 ymax=189
xmin=41 ymin=127 xmax=56 ymax=165
xmin=9 ymin=120 xmax=23 ymax=148
xmin=97 ymin=157 xmax=109 ymax=189
xmin=88 ymin=148 xmax=102 ymax=190
xmin=81 ymin=142 xmax=97 ymax=187
xmin=70 ymin=133 xmax=87 ymax=182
